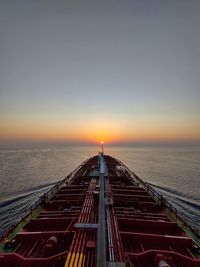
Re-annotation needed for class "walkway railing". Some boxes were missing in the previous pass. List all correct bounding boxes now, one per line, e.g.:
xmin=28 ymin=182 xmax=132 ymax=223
xmin=115 ymin=157 xmax=200 ymax=240
xmin=0 ymin=157 xmax=90 ymax=242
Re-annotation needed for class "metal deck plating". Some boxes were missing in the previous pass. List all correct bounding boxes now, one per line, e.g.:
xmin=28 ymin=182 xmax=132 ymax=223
xmin=0 ymin=154 xmax=200 ymax=267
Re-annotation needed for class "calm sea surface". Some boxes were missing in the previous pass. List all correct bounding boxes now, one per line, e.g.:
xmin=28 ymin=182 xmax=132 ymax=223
xmin=0 ymin=145 xmax=200 ymax=236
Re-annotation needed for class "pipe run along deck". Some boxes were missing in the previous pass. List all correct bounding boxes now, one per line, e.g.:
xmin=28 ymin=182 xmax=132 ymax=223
xmin=0 ymin=154 xmax=200 ymax=267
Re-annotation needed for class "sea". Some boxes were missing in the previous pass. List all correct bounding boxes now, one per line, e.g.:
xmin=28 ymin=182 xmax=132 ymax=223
xmin=0 ymin=145 xmax=200 ymax=238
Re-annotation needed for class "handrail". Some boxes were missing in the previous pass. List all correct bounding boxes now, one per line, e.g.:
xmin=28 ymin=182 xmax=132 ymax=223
xmin=0 ymin=156 xmax=91 ymax=242
xmin=2 ymin=154 xmax=199 ymax=244
xmin=115 ymin=157 xmax=200 ymax=240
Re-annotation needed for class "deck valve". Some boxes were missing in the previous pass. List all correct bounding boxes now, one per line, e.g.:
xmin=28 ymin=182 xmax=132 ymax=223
xmin=155 ymin=254 xmax=171 ymax=267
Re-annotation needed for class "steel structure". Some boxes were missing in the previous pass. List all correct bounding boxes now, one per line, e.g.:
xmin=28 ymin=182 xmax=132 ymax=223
xmin=0 ymin=154 xmax=200 ymax=267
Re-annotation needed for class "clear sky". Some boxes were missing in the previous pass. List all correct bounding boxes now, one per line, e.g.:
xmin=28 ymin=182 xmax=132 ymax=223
xmin=0 ymin=0 xmax=200 ymax=145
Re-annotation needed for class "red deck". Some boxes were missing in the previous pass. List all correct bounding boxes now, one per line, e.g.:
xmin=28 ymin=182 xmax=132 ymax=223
xmin=0 ymin=155 xmax=200 ymax=267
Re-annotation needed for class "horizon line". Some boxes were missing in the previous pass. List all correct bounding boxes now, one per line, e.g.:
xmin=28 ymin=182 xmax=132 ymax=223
xmin=0 ymin=139 xmax=200 ymax=147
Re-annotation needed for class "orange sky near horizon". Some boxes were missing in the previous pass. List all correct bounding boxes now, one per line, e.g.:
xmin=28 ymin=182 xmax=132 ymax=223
xmin=1 ymin=1 xmax=200 ymax=146
xmin=1 ymin=115 xmax=200 ymax=144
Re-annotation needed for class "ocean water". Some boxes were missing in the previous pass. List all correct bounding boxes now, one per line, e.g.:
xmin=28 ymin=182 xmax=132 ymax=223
xmin=0 ymin=145 xmax=200 ymax=237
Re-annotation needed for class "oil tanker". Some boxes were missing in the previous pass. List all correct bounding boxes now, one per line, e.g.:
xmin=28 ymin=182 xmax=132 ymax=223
xmin=0 ymin=153 xmax=200 ymax=267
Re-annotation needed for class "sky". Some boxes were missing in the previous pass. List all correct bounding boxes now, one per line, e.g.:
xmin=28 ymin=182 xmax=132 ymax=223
xmin=0 ymin=0 xmax=200 ymax=145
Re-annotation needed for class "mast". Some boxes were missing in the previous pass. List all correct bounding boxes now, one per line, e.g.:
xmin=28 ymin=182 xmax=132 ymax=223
xmin=101 ymin=141 xmax=104 ymax=154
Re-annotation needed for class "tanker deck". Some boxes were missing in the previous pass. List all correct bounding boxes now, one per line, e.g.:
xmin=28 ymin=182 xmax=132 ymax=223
xmin=0 ymin=154 xmax=200 ymax=267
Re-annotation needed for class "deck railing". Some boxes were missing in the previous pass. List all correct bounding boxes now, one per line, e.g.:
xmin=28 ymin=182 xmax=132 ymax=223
xmin=0 ymin=157 xmax=90 ymax=242
xmin=1 ymin=155 xmax=199 ymax=243
xmin=116 ymin=157 xmax=200 ymax=240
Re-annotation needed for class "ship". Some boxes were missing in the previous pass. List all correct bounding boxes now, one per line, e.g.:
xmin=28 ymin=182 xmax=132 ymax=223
xmin=0 ymin=152 xmax=200 ymax=267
